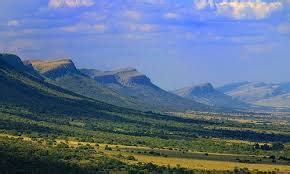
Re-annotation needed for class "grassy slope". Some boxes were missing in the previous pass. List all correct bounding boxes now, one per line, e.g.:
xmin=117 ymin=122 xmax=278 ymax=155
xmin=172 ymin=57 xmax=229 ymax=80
xmin=1 ymin=56 xmax=290 ymax=172
xmin=51 ymin=74 xmax=161 ymax=111
xmin=29 ymin=59 xmax=167 ymax=111
xmin=81 ymin=68 xmax=211 ymax=112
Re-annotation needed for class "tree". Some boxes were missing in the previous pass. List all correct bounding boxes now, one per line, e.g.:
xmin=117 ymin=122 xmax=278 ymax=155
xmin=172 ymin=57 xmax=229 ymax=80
xmin=271 ymin=142 xmax=284 ymax=151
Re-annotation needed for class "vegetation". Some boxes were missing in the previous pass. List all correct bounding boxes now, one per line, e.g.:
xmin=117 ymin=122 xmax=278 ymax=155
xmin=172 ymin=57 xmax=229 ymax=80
xmin=0 ymin=55 xmax=290 ymax=173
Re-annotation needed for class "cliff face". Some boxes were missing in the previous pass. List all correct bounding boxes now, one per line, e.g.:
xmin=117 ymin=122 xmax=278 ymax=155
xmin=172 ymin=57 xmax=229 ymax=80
xmin=28 ymin=59 xmax=81 ymax=79
xmin=83 ymin=68 xmax=155 ymax=87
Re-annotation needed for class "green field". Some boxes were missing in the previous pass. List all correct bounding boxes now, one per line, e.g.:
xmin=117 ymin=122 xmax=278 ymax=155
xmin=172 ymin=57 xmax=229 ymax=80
xmin=1 ymin=107 xmax=290 ymax=173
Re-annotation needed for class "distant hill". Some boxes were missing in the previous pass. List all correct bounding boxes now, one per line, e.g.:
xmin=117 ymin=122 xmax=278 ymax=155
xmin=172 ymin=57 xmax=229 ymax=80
xmin=80 ymin=68 xmax=210 ymax=112
xmin=218 ymin=82 xmax=290 ymax=109
xmin=173 ymin=83 xmax=250 ymax=109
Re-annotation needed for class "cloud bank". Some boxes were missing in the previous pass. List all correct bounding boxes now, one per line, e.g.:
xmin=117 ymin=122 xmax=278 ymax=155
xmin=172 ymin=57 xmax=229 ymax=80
xmin=194 ymin=0 xmax=283 ymax=19
xmin=49 ymin=0 xmax=95 ymax=8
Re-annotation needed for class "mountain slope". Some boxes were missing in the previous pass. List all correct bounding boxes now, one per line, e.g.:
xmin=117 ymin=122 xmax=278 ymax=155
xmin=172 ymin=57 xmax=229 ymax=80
xmin=27 ymin=59 xmax=156 ymax=111
xmin=0 ymin=54 xmax=43 ymax=80
xmin=0 ymin=54 xmax=127 ymax=116
xmin=80 ymin=68 xmax=209 ymax=111
xmin=218 ymin=82 xmax=290 ymax=109
xmin=173 ymin=83 xmax=250 ymax=109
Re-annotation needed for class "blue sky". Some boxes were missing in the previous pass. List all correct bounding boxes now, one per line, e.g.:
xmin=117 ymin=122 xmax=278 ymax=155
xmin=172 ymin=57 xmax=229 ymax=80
xmin=0 ymin=0 xmax=290 ymax=90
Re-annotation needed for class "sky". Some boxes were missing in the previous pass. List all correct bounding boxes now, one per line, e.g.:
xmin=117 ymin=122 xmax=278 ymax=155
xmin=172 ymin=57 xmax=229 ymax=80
xmin=0 ymin=0 xmax=290 ymax=90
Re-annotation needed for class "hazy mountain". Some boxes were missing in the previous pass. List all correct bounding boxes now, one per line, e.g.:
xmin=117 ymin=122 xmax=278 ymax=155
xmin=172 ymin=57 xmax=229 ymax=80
xmin=173 ymin=83 xmax=250 ymax=109
xmin=218 ymin=82 xmax=290 ymax=109
xmin=81 ymin=68 xmax=210 ymax=112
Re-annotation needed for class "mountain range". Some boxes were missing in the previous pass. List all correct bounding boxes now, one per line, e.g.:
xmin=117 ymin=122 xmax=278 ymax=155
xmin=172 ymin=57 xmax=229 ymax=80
xmin=26 ymin=59 xmax=209 ymax=112
xmin=2 ymin=53 xmax=290 ymax=112
xmin=172 ymin=83 xmax=250 ymax=109
xmin=218 ymin=82 xmax=290 ymax=109
xmin=80 ymin=68 xmax=210 ymax=112
xmin=26 ymin=59 xmax=154 ymax=111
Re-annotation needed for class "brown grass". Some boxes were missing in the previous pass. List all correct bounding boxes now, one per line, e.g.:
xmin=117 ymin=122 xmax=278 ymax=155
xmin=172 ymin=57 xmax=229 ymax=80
xmin=30 ymin=59 xmax=71 ymax=72
xmin=131 ymin=154 xmax=290 ymax=172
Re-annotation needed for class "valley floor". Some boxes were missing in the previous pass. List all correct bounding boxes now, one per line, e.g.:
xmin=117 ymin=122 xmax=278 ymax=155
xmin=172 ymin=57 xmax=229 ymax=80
xmin=1 ymin=103 xmax=290 ymax=173
xmin=1 ymin=133 xmax=290 ymax=173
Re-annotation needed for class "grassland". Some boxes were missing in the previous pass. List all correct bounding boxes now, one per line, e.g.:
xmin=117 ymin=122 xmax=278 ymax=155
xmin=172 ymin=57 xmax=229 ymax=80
xmin=130 ymin=155 xmax=290 ymax=172
xmin=1 ymin=133 xmax=289 ymax=172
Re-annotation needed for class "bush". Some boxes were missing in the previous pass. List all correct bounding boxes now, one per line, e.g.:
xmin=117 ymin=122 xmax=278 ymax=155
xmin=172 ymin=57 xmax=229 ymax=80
xmin=127 ymin=156 xmax=136 ymax=161
xmin=105 ymin=145 xmax=112 ymax=151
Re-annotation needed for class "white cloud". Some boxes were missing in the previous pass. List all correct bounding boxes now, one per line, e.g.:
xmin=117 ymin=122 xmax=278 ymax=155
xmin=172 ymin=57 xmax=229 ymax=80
xmin=49 ymin=0 xmax=95 ymax=8
xmin=80 ymin=12 xmax=106 ymax=21
xmin=195 ymin=0 xmax=216 ymax=10
xmin=124 ymin=11 xmax=142 ymax=20
xmin=62 ymin=23 xmax=107 ymax=33
xmin=7 ymin=20 xmax=20 ymax=27
xmin=194 ymin=0 xmax=283 ymax=20
xmin=128 ymin=24 xmax=156 ymax=32
xmin=164 ymin=12 xmax=179 ymax=19
xmin=217 ymin=1 xmax=282 ymax=19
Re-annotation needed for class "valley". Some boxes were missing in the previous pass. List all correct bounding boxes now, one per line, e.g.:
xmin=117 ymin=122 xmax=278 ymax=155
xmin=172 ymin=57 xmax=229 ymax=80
xmin=1 ymin=108 xmax=290 ymax=173
xmin=2 ymin=0 xmax=290 ymax=173
xmin=0 ymin=54 xmax=290 ymax=173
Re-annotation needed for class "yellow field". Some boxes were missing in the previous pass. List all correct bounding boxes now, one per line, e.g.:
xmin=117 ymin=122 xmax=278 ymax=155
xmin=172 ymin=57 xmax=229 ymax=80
xmin=132 ymin=154 xmax=290 ymax=172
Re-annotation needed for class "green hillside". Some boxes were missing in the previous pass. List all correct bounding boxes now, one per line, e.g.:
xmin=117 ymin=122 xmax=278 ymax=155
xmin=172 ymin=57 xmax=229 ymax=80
xmin=0 ymin=55 xmax=126 ymax=116
xmin=1 ymin=54 xmax=290 ymax=173
xmin=27 ymin=59 xmax=161 ymax=111
xmin=27 ymin=59 xmax=212 ymax=112
xmin=81 ymin=68 xmax=209 ymax=112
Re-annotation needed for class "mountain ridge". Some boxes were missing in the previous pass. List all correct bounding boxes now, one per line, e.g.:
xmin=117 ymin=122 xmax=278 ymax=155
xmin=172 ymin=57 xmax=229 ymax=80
xmin=173 ymin=83 xmax=250 ymax=109
xmin=0 ymin=54 xmax=43 ymax=80
xmin=26 ymin=59 xmax=163 ymax=111
xmin=218 ymin=82 xmax=290 ymax=109
xmin=28 ymin=59 xmax=83 ymax=79
xmin=81 ymin=68 xmax=211 ymax=112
